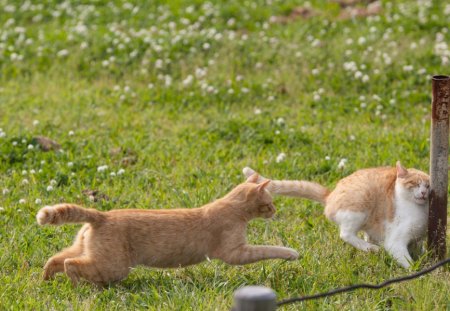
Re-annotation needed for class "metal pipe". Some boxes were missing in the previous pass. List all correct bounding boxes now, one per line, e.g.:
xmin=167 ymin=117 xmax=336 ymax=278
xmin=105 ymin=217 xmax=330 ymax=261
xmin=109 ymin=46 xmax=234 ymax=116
xmin=428 ymin=74 xmax=450 ymax=260
xmin=232 ymin=286 xmax=277 ymax=311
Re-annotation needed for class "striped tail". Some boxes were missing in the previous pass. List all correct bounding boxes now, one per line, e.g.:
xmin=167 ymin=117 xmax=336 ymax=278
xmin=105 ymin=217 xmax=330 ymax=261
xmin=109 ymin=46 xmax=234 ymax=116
xmin=243 ymin=167 xmax=330 ymax=204
xmin=36 ymin=203 xmax=106 ymax=225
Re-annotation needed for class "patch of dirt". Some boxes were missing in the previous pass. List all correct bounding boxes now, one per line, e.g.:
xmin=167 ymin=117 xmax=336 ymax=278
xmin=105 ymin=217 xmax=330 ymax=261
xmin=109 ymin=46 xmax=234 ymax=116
xmin=110 ymin=147 xmax=138 ymax=167
xmin=32 ymin=136 xmax=61 ymax=151
xmin=338 ymin=0 xmax=382 ymax=20
xmin=82 ymin=189 xmax=110 ymax=202
xmin=270 ymin=7 xmax=316 ymax=24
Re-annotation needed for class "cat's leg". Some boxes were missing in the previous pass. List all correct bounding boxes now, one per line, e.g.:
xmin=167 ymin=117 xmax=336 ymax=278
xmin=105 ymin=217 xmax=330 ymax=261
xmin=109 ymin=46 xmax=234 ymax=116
xmin=43 ymin=244 xmax=83 ymax=280
xmin=335 ymin=211 xmax=380 ymax=252
xmin=64 ymin=256 xmax=130 ymax=286
xmin=43 ymin=226 xmax=87 ymax=280
xmin=219 ymin=245 xmax=299 ymax=265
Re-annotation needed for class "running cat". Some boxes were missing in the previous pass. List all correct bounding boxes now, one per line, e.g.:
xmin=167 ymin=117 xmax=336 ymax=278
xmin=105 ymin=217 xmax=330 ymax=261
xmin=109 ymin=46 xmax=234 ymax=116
xmin=37 ymin=175 xmax=299 ymax=286
xmin=243 ymin=162 xmax=429 ymax=268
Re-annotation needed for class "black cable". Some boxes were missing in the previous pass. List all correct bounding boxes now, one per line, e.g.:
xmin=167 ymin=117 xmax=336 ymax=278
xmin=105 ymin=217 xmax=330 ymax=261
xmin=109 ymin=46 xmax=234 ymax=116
xmin=277 ymin=257 xmax=450 ymax=307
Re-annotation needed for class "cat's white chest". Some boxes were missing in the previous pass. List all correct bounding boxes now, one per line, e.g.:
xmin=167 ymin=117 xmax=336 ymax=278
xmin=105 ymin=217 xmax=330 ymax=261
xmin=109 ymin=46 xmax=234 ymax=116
xmin=385 ymin=196 xmax=428 ymax=243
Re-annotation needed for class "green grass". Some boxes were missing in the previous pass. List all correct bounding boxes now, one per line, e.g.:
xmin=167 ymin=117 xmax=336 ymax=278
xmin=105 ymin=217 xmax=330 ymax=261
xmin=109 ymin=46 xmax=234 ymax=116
xmin=1 ymin=0 xmax=450 ymax=309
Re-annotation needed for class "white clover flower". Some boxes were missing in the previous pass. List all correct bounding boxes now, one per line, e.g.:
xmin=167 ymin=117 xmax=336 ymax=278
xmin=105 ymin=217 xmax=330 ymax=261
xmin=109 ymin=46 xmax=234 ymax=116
xmin=417 ymin=68 xmax=426 ymax=75
xmin=110 ymin=172 xmax=116 ymax=177
xmin=19 ymin=199 xmax=26 ymax=204
xmin=182 ymin=75 xmax=194 ymax=86
xmin=325 ymin=156 xmax=331 ymax=160
xmin=403 ymin=65 xmax=414 ymax=72
xmin=311 ymin=39 xmax=321 ymax=47
xmin=97 ymin=165 xmax=108 ymax=172
xmin=12 ymin=141 xmax=17 ymax=146
xmin=57 ymin=49 xmax=69 ymax=57
xmin=27 ymin=144 xmax=34 ymax=150
xmin=46 ymin=185 xmax=54 ymax=192
xmin=358 ymin=37 xmax=366 ymax=45
xmin=202 ymin=42 xmax=210 ymax=50
xmin=30 ymin=169 xmax=35 ymax=174
xmin=117 ymin=169 xmax=125 ymax=175
xmin=227 ymin=18 xmax=236 ymax=26
xmin=254 ymin=108 xmax=262 ymax=115
xmin=155 ymin=59 xmax=163 ymax=69
xmin=276 ymin=117 xmax=285 ymax=125
xmin=68 ymin=130 xmax=75 ymax=136
xmin=21 ymin=179 xmax=29 ymax=185
xmin=311 ymin=68 xmax=320 ymax=75
xmin=22 ymin=170 xmax=27 ymax=175
xmin=362 ymin=75 xmax=369 ymax=83
xmin=32 ymin=120 xmax=39 ymax=126
xmin=35 ymin=198 xmax=42 ymax=204
xmin=164 ymin=75 xmax=172 ymax=87
xmin=275 ymin=130 xmax=280 ymax=135
xmin=0 ymin=207 xmax=4 ymax=212
xmin=313 ymin=93 xmax=321 ymax=101
xmin=349 ymin=135 xmax=356 ymax=141
xmin=241 ymin=87 xmax=249 ymax=93
xmin=2 ymin=188 xmax=10 ymax=195
xmin=354 ymin=71 xmax=363 ymax=79
xmin=338 ymin=158 xmax=348 ymax=169
xmin=276 ymin=152 xmax=286 ymax=163
xmin=50 ymin=179 xmax=57 ymax=186
xmin=67 ymin=162 xmax=74 ymax=167
xmin=195 ymin=67 xmax=207 ymax=79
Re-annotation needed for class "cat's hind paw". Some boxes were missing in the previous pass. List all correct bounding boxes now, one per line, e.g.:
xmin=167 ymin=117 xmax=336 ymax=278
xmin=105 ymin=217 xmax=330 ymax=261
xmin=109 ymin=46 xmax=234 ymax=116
xmin=243 ymin=167 xmax=256 ymax=178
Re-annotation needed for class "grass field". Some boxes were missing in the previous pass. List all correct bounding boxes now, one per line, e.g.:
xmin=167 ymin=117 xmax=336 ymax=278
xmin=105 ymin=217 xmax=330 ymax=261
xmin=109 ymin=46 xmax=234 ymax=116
xmin=1 ymin=0 xmax=450 ymax=309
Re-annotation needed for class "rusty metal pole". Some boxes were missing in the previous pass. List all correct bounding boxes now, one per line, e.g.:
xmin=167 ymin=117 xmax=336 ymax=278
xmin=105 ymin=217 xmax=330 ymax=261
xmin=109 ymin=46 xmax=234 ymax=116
xmin=428 ymin=75 xmax=450 ymax=260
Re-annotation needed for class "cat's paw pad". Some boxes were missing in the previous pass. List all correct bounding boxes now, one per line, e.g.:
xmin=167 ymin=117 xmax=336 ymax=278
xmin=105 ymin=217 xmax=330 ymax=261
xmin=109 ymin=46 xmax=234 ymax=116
xmin=284 ymin=249 xmax=299 ymax=260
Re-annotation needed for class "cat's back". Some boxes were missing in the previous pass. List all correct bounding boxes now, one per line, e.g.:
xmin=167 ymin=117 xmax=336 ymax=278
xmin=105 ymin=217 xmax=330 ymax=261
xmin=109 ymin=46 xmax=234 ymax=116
xmin=325 ymin=166 xmax=397 ymax=216
xmin=335 ymin=166 xmax=396 ymax=190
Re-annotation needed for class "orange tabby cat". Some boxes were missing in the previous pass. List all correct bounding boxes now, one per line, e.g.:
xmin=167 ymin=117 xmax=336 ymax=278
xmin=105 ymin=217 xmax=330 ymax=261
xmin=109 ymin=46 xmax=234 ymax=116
xmin=37 ymin=175 xmax=299 ymax=286
xmin=243 ymin=162 xmax=430 ymax=268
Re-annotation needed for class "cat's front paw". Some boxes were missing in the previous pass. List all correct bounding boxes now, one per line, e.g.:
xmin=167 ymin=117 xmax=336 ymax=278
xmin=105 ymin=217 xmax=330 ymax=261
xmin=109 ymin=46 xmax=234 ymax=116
xmin=284 ymin=249 xmax=299 ymax=260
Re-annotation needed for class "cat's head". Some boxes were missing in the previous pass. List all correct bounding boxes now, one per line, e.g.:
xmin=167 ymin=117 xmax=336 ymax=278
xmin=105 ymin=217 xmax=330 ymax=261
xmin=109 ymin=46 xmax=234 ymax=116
xmin=229 ymin=174 xmax=275 ymax=219
xmin=395 ymin=161 xmax=430 ymax=205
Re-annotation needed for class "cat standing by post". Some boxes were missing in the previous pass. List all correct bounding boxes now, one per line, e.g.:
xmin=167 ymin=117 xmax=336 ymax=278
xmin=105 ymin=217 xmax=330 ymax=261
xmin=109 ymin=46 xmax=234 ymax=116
xmin=37 ymin=175 xmax=298 ymax=286
xmin=243 ymin=162 xmax=430 ymax=268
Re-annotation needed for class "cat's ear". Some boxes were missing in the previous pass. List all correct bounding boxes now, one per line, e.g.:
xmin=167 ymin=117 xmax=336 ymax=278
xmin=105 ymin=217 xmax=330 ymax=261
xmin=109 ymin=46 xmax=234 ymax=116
xmin=396 ymin=161 xmax=408 ymax=178
xmin=256 ymin=179 xmax=271 ymax=193
xmin=246 ymin=173 xmax=260 ymax=183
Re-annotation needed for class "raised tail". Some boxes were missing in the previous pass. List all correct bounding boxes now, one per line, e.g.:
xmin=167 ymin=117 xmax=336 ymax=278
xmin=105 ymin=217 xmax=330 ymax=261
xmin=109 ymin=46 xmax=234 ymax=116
xmin=243 ymin=167 xmax=330 ymax=204
xmin=36 ymin=203 xmax=106 ymax=225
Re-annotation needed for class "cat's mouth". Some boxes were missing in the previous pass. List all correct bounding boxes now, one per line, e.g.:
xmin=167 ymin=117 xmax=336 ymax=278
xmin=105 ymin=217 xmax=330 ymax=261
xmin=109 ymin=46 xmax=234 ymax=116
xmin=414 ymin=196 xmax=428 ymax=204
